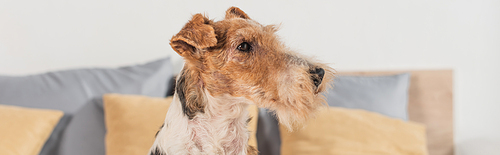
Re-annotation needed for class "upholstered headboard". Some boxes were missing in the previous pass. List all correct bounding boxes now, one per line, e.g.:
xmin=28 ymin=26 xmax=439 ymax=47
xmin=339 ymin=70 xmax=454 ymax=155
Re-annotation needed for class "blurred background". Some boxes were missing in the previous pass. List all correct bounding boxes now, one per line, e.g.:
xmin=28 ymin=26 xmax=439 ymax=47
xmin=1 ymin=0 xmax=499 ymax=154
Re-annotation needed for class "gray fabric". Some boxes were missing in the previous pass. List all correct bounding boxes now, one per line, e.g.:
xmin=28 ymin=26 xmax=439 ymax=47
xmin=0 ymin=57 xmax=173 ymax=155
xmin=40 ymin=114 xmax=72 ymax=155
xmin=326 ymin=73 xmax=411 ymax=120
xmin=58 ymin=98 xmax=106 ymax=155
xmin=256 ymin=73 xmax=411 ymax=155
xmin=256 ymin=108 xmax=281 ymax=155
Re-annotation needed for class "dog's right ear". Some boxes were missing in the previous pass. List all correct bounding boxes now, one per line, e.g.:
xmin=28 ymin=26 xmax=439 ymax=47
xmin=170 ymin=14 xmax=217 ymax=59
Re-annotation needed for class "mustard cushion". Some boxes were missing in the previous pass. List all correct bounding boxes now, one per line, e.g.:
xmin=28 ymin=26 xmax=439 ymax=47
xmin=103 ymin=94 xmax=259 ymax=155
xmin=0 ymin=104 xmax=63 ymax=155
xmin=280 ymin=107 xmax=428 ymax=155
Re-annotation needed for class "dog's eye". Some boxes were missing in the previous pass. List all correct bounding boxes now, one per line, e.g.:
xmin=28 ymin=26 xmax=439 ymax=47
xmin=237 ymin=42 xmax=252 ymax=52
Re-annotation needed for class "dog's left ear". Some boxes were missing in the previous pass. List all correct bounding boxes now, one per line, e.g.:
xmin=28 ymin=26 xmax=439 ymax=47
xmin=170 ymin=14 xmax=217 ymax=59
xmin=225 ymin=7 xmax=250 ymax=19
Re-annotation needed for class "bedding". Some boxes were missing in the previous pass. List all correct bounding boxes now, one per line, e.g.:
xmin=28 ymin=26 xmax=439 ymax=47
xmin=325 ymin=73 xmax=411 ymax=120
xmin=0 ymin=57 xmax=174 ymax=155
xmin=279 ymin=107 xmax=427 ymax=155
xmin=0 ymin=63 xmax=452 ymax=155
xmin=57 ymin=58 xmax=174 ymax=155
xmin=0 ymin=105 xmax=63 ymax=155
xmin=342 ymin=70 xmax=454 ymax=155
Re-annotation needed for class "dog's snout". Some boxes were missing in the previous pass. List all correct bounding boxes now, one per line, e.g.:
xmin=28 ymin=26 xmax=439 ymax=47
xmin=310 ymin=67 xmax=325 ymax=87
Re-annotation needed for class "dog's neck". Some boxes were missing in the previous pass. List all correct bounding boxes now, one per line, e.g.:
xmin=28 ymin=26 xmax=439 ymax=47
xmin=197 ymin=93 xmax=252 ymax=153
xmin=152 ymin=91 xmax=252 ymax=155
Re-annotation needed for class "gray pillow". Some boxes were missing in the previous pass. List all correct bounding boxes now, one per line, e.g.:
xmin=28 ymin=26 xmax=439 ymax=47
xmin=326 ymin=73 xmax=411 ymax=120
xmin=58 ymin=97 xmax=106 ymax=155
xmin=256 ymin=108 xmax=281 ymax=155
xmin=256 ymin=73 xmax=411 ymax=155
xmin=0 ymin=57 xmax=173 ymax=155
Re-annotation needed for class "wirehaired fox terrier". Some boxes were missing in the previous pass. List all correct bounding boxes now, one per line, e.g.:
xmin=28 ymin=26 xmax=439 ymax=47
xmin=149 ymin=7 xmax=334 ymax=155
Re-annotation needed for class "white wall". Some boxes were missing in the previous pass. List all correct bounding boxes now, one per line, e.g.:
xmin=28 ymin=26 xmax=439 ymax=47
xmin=1 ymin=0 xmax=499 ymax=154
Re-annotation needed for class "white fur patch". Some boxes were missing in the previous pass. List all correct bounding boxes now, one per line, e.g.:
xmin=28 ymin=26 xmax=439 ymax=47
xmin=150 ymin=91 xmax=252 ymax=155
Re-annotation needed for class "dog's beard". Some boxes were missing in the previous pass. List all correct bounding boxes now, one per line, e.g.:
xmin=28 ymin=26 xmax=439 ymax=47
xmin=259 ymin=77 xmax=327 ymax=131
xmin=271 ymin=94 xmax=326 ymax=131
xmin=253 ymin=66 xmax=332 ymax=131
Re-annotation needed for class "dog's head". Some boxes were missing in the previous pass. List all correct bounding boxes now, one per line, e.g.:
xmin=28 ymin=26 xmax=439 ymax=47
xmin=171 ymin=7 xmax=334 ymax=130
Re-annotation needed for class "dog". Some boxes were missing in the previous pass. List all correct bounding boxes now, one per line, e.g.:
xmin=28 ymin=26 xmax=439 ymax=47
xmin=149 ymin=7 xmax=334 ymax=155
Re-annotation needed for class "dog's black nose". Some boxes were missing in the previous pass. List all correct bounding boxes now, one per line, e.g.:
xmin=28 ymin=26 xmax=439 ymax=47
xmin=314 ymin=68 xmax=325 ymax=79
xmin=310 ymin=68 xmax=325 ymax=87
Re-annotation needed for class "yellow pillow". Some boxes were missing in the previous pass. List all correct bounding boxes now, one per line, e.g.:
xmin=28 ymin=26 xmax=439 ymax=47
xmin=280 ymin=107 xmax=428 ymax=155
xmin=0 ymin=105 xmax=63 ymax=155
xmin=103 ymin=94 xmax=259 ymax=155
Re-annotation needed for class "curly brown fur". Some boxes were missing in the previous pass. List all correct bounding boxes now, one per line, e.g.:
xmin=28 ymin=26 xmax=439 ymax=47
xmin=150 ymin=7 xmax=334 ymax=155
